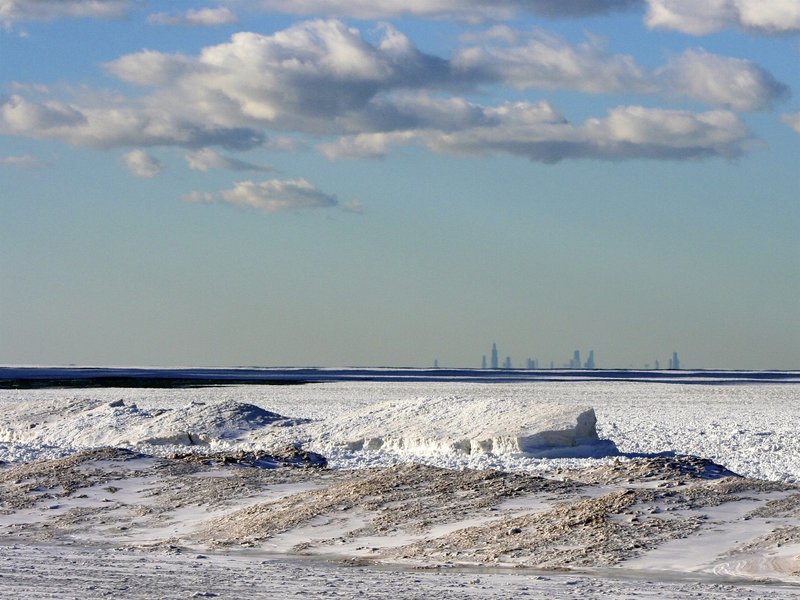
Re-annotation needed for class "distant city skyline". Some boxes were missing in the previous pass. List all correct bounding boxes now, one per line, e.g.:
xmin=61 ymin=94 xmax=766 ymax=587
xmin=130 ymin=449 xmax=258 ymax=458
xmin=431 ymin=344 xmax=691 ymax=370
xmin=470 ymin=345 xmax=683 ymax=370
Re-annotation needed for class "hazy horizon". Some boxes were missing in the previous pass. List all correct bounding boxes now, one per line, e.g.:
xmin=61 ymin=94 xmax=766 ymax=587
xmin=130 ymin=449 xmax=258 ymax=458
xmin=1 ymin=1 xmax=798 ymax=370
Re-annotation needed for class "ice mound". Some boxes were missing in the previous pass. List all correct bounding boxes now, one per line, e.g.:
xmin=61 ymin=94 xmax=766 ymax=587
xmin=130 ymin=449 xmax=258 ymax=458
xmin=0 ymin=399 xmax=307 ymax=450
xmin=323 ymin=397 xmax=618 ymax=457
xmin=133 ymin=401 xmax=308 ymax=446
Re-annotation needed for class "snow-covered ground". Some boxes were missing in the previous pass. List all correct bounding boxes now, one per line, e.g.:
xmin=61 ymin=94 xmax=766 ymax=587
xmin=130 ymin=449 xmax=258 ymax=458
xmin=1 ymin=380 xmax=796 ymax=482
xmin=5 ymin=542 xmax=798 ymax=600
xmin=0 ymin=379 xmax=798 ymax=599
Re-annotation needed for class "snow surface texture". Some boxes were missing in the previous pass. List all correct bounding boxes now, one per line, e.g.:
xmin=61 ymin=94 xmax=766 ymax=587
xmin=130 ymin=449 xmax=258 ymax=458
xmin=320 ymin=398 xmax=616 ymax=457
xmin=0 ymin=396 xmax=613 ymax=462
xmin=0 ymin=399 xmax=304 ymax=450
xmin=4 ymin=543 xmax=798 ymax=600
xmin=1 ymin=449 xmax=798 ymax=592
xmin=0 ymin=380 xmax=797 ymax=482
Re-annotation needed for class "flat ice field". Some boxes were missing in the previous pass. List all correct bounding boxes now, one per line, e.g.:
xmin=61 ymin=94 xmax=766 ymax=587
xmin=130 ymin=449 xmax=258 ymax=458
xmin=0 ymin=375 xmax=798 ymax=598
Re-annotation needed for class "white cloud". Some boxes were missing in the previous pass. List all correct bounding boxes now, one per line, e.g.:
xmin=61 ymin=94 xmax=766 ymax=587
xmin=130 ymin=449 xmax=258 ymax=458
xmin=244 ymin=0 xmax=641 ymax=22
xmin=318 ymin=130 xmax=417 ymax=159
xmin=0 ymin=94 xmax=266 ymax=149
xmin=0 ymin=0 xmax=130 ymax=26
xmin=184 ymin=178 xmax=338 ymax=213
xmin=375 ymin=101 xmax=748 ymax=162
xmin=100 ymin=20 xmax=450 ymax=134
xmin=0 ymin=20 xmax=770 ymax=165
xmin=661 ymin=49 xmax=789 ymax=111
xmin=3 ymin=0 xmax=796 ymax=36
xmin=0 ymin=153 xmax=46 ymax=168
xmin=97 ymin=22 xmax=703 ymax=140
xmin=185 ymin=148 xmax=273 ymax=171
xmin=0 ymin=94 xmax=85 ymax=131
xmin=453 ymin=30 xmax=651 ymax=94
xmin=587 ymin=106 xmax=750 ymax=159
xmin=735 ymin=0 xmax=800 ymax=32
xmin=122 ymin=149 xmax=163 ymax=177
xmin=645 ymin=0 xmax=800 ymax=34
xmin=104 ymin=50 xmax=199 ymax=86
xmin=782 ymin=112 xmax=800 ymax=134
xmin=147 ymin=7 xmax=238 ymax=27
xmin=326 ymin=103 xmax=753 ymax=163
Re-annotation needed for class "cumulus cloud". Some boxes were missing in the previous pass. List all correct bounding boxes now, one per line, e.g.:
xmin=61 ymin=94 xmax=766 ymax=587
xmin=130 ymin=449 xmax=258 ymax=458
xmin=98 ymin=22 xmax=729 ymax=138
xmin=0 ymin=0 xmax=130 ymax=26
xmin=147 ymin=7 xmax=238 ymax=27
xmin=245 ymin=0 xmax=641 ymax=21
xmin=3 ymin=0 xmax=796 ymax=36
xmin=183 ymin=178 xmax=338 ymax=213
xmin=0 ymin=94 xmax=265 ymax=150
xmin=0 ymin=20 xmax=769 ymax=165
xmin=428 ymin=104 xmax=752 ymax=162
xmin=645 ymin=0 xmax=800 ymax=34
xmin=2 ymin=22 xmax=485 ymax=147
xmin=0 ymin=94 xmax=85 ymax=131
xmin=122 ymin=149 xmax=162 ymax=177
xmin=104 ymin=51 xmax=199 ymax=86
xmin=454 ymin=30 xmax=651 ymax=94
xmin=325 ymin=103 xmax=752 ymax=163
xmin=318 ymin=130 xmax=418 ymax=159
xmin=782 ymin=113 xmax=800 ymax=134
xmin=661 ymin=49 xmax=790 ymax=111
xmin=0 ymin=153 xmax=46 ymax=168
xmin=185 ymin=148 xmax=273 ymax=171
xmin=98 ymin=20 xmax=454 ymax=135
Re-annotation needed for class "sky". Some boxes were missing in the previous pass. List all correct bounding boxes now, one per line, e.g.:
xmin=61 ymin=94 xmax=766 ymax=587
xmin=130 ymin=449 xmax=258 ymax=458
xmin=0 ymin=0 xmax=798 ymax=370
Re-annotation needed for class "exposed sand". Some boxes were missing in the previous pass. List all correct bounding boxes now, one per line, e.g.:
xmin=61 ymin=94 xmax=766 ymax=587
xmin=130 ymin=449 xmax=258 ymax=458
xmin=0 ymin=448 xmax=798 ymax=598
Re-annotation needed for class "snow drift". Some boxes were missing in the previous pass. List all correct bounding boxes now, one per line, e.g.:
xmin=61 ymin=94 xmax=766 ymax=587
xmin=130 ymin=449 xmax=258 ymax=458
xmin=322 ymin=397 xmax=618 ymax=458
xmin=0 ymin=395 xmax=617 ymax=460
xmin=0 ymin=399 xmax=306 ymax=450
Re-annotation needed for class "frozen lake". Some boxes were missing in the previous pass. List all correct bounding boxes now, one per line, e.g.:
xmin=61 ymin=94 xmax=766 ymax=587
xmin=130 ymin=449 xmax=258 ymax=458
xmin=1 ymin=373 xmax=797 ymax=482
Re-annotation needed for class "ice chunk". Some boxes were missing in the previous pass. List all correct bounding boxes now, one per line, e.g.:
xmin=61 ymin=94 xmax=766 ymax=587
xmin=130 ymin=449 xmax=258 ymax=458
xmin=323 ymin=397 xmax=617 ymax=457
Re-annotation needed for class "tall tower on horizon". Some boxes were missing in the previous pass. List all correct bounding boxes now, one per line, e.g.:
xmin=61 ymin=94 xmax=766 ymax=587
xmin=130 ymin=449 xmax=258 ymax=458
xmin=669 ymin=352 xmax=680 ymax=370
xmin=491 ymin=343 xmax=499 ymax=370
xmin=482 ymin=355 xmax=487 ymax=369
xmin=584 ymin=350 xmax=595 ymax=369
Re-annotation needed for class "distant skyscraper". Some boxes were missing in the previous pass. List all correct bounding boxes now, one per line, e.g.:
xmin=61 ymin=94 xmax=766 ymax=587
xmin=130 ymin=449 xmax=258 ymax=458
xmin=491 ymin=343 xmax=499 ymax=370
xmin=571 ymin=350 xmax=581 ymax=369
xmin=434 ymin=359 xmax=439 ymax=368
xmin=669 ymin=351 xmax=680 ymax=370
xmin=504 ymin=356 xmax=512 ymax=369
xmin=584 ymin=350 xmax=595 ymax=369
xmin=482 ymin=355 xmax=487 ymax=369
xmin=655 ymin=359 xmax=660 ymax=370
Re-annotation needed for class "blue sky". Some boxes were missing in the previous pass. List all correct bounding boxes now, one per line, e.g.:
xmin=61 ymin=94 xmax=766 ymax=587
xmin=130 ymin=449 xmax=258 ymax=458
xmin=1 ymin=0 xmax=798 ymax=369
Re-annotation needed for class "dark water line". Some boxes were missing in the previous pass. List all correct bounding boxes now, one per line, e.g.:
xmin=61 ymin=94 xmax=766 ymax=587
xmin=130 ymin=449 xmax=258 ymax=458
xmin=1 ymin=366 xmax=797 ymax=389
